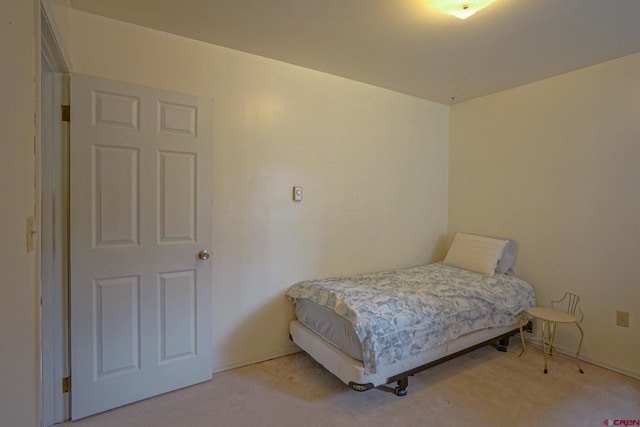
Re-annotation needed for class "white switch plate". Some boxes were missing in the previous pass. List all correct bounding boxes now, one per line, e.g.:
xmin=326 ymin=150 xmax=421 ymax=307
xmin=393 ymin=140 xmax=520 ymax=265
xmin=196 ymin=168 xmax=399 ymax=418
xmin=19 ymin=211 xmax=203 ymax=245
xmin=293 ymin=186 xmax=303 ymax=201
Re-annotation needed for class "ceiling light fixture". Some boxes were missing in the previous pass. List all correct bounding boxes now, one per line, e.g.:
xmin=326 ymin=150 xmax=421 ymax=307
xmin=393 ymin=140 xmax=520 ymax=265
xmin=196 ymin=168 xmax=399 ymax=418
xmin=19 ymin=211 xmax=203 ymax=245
xmin=427 ymin=0 xmax=498 ymax=19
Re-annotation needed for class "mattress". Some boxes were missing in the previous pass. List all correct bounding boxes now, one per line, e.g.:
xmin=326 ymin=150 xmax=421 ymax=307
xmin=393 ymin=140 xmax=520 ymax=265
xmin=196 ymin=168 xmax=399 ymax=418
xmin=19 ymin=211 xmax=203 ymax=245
xmin=294 ymin=298 xmax=363 ymax=361
xmin=287 ymin=262 xmax=535 ymax=374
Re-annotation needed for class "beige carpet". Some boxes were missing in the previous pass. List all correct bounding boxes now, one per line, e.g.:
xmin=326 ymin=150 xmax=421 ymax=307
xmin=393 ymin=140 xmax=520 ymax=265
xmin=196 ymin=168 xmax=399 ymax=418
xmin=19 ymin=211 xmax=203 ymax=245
xmin=63 ymin=343 xmax=639 ymax=427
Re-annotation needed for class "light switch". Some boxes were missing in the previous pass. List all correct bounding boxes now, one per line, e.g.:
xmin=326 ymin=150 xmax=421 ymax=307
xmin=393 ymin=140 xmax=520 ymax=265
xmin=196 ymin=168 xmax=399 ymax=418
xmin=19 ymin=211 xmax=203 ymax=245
xmin=293 ymin=186 xmax=303 ymax=201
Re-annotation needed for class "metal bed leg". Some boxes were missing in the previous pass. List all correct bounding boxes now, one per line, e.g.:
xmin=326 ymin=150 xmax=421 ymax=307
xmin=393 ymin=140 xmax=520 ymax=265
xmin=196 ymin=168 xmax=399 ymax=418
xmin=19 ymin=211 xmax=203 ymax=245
xmin=395 ymin=377 xmax=408 ymax=396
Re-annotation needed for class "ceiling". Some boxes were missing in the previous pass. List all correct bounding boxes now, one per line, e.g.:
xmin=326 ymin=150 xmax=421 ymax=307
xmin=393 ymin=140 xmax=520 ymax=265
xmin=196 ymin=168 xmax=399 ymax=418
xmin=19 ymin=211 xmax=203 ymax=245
xmin=69 ymin=0 xmax=640 ymax=104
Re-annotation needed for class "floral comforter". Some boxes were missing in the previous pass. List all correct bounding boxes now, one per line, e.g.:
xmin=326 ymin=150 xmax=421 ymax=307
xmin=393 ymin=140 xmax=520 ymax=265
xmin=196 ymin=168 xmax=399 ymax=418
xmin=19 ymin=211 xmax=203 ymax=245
xmin=286 ymin=263 xmax=535 ymax=374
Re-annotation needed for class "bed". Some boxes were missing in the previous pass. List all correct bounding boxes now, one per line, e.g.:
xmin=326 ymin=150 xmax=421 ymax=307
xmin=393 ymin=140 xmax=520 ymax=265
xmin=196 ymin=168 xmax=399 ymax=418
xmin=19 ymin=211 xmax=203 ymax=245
xmin=286 ymin=233 xmax=536 ymax=396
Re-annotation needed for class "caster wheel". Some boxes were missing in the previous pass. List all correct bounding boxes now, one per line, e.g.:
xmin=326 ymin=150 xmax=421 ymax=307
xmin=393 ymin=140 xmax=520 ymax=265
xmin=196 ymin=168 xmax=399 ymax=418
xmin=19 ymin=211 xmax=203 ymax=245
xmin=395 ymin=388 xmax=407 ymax=397
xmin=544 ymin=369 xmax=548 ymax=374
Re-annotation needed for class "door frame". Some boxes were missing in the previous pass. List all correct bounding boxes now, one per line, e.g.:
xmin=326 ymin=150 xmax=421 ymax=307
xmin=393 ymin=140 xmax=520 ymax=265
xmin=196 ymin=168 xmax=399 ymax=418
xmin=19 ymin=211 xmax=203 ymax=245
xmin=40 ymin=2 xmax=71 ymax=425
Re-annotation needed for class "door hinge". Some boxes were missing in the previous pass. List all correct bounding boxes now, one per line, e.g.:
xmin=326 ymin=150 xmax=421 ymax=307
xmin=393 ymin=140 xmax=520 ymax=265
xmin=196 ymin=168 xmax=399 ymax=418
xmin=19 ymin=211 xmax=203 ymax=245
xmin=61 ymin=105 xmax=71 ymax=122
xmin=62 ymin=376 xmax=71 ymax=393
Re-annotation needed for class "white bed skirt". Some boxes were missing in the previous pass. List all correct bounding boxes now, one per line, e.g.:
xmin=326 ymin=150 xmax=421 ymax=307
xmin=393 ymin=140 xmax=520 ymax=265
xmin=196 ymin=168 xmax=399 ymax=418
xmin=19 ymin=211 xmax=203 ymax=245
xmin=290 ymin=320 xmax=520 ymax=389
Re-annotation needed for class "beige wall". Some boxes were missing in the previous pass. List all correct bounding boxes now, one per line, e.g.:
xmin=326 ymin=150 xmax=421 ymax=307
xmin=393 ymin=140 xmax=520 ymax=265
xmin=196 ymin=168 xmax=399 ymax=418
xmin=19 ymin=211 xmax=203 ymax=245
xmin=0 ymin=1 xmax=39 ymax=426
xmin=450 ymin=53 xmax=640 ymax=377
xmin=69 ymin=11 xmax=450 ymax=370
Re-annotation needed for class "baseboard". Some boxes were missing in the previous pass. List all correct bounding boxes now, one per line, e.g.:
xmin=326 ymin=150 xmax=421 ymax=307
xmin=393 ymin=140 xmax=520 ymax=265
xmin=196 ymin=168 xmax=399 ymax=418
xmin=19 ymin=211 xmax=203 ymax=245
xmin=212 ymin=345 xmax=301 ymax=374
xmin=524 ymin=337 xmax=640 ymax=380
xmin=212 ymin=338 xmax=640 ymax=382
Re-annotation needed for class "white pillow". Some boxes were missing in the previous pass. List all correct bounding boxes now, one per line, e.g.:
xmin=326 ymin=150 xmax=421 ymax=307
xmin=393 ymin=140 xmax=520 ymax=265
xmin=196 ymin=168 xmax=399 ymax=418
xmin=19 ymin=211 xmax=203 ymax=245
xmin=443 ymin=233 xmax=508 ymax=276
xmin=495 ymin=238 xmax=517 ymax=274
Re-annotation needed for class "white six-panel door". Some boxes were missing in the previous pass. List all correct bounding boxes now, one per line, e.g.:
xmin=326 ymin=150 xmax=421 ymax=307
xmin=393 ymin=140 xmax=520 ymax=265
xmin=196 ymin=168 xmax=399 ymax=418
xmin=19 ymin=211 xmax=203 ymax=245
xmin=70 ymin=74 xmax=213 ymax=419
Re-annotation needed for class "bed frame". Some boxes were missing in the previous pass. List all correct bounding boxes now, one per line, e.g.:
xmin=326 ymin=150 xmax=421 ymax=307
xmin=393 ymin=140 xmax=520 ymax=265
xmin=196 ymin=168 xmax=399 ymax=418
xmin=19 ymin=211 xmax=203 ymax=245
xmin=290 ymin=319 xmax=527 ymax=396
